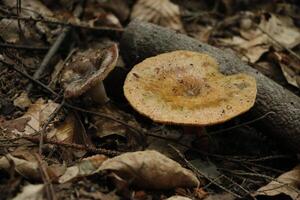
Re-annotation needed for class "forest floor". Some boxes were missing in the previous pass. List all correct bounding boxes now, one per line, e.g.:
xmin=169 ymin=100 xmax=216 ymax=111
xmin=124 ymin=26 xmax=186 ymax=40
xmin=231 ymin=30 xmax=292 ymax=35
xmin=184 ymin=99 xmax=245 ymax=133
xmin=0 ymin=0 xmax=299 ymax=200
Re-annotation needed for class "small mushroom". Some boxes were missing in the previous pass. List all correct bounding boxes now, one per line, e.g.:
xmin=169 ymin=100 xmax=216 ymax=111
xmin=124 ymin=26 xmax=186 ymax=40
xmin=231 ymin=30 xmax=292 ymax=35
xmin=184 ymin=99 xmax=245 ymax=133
xmin=61 ymin=43 xmax=118 ymax=105
xmin=123 ymin=51 xmax=257 ymax=140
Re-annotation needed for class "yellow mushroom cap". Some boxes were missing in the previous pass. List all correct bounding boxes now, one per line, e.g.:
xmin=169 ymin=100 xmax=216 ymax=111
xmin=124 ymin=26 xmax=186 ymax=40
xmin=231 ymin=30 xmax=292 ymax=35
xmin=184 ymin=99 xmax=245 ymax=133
xmin=124 ymin=51 xmax=257 ymax=126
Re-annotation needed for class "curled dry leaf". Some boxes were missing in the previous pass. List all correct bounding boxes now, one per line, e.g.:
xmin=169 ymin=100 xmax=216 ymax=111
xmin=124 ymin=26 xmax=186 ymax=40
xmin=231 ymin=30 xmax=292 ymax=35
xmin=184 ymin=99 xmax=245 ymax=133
xmin=59 ymin=154 xmax=108 ymax=183
xmin=12 ymin=184 xmax=44 ymax=200
xmin=253 ymin=165 xmax=300 ymax=199
xmin=13 ymin=92 xmax=32 ymax=110
xmin=0 ymin=154 xmax=40 ymax=180
xmin=97 ymin=150 xmax=199 ymax=189
xmin=274 ymin=52 xmax=300 ymax=88
xmin=92 ymin=104 xmax=141 ymax=139
xmin=165 ymin=196 xmax=192 ymax=200
xmin=219 ymin=13 xmax=300 ymax=63
xmin=131 ymin=0 xmax=184 ymax=32
xmin=0 ymin=98 xmax=59 ymax=136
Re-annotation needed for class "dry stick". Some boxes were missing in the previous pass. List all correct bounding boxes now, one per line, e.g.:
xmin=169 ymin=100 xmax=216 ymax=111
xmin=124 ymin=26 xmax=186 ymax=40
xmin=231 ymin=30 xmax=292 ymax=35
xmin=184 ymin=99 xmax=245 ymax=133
xmin=26 ymin=2 xmax=84 ymax=93
xmin=0 ymin=43 xmax=49 ymax=51
xmin=1 ymin=60 xmax=58 ymax=96
xmin=224 ymin=170 xmax=300 ymax=194
xmin=39 ymin=99 xmax=65 ymax=155
xmin=64 ymin=103 xmax=146 ymax=141
xmin=1 ymin=15 xmax=124 ymax=32
xmin=200 ymin=111 xmax=275 ymax=138
xmin=24 ymin=136 xmax=120 ymax=156
xmin=169 ymin=144 xmax=243 ymax=199
xmin=34 ymin=153 xmax=57 ymax=200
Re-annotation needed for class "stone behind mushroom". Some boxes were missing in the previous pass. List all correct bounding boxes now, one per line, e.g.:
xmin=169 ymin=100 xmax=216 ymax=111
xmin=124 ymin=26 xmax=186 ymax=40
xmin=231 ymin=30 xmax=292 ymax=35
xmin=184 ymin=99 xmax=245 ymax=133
xmin=60 ymin=43 xmax=118 ymax=105
xmin=124 ymin=50 xmax=257 ymax=126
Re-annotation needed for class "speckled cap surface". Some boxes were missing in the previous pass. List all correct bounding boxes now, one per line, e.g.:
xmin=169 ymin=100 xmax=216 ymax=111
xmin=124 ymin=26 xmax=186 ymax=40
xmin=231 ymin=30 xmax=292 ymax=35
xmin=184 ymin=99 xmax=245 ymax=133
xmin=61 ymin=43 xmax=118 ymax=98
xmin=124 ymin=50 xmax=257 ymax=126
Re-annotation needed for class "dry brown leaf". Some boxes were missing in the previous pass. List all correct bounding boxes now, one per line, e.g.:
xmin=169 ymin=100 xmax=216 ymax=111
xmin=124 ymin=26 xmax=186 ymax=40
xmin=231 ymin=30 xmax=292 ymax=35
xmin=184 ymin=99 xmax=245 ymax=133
xmin=219 ymin=13 xmax=300 ymax=63
xmin=165 ymin=196 xmax=192 ymax=200
xmin=92 ymin=104 xmax=141 ymax=139
xmin=1 ymin=99 xmax=59 ymax=136
xmin=185 ymin=24 xmax=213 ymax=43
xmin=274 ymin=52 xmax=300 ymax=88
xmin=253 ymin=165 xmax=300 ymax=199
xmin=0 ymin=154 xmax=40 ymax=180
xmin=13 ymin=92 xmax=32 ymax=109
xmin=97 ymin=150 xmax=199 ymax=189
xmin=48 ymin=114 xmax=78 ymax=143
xmin=12 ymin=184 xmax=44 ymax=200
xmin=131 ymin=0 xmax=184 ymax=32
xmin=258 ymin=13 xmax=300 ymax=50
xmin=59 ymin=154 xmax=108 ymax=183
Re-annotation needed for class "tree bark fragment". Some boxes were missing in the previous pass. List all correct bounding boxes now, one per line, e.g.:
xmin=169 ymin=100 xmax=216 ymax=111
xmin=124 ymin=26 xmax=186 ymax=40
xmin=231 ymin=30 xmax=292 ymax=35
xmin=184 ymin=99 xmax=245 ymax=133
xmin=120 ymin=21 xmax=300 ymax=153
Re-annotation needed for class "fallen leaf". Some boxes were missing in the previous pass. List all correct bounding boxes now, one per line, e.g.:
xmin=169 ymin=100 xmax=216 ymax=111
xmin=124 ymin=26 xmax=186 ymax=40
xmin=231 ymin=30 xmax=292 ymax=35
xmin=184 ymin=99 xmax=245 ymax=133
xmin=258 ymin=13 xmax=300 ymax=50
xmin=219 ymin=13 xmax=300 ymax=63
xmin=1 ymin=0 xmax=56 ymax=44
xmin=1 ymin=98 xmax=59 ymax=136
xmin=147 ymin=128 xmax=195 ymax=159
xmin=253 ymin=165 xmax=300 ymax=199
xmin=59 ymin=154 xmax=108 ymax=183
xmin=92 ymin=104 xmax=140 ymax=139
xmin=13 ymin=92 xmax=32 ymax=110
xmin=97 ymin=150 xmax=199 ymax=189
xmin=190 ymin=159 xmax=221 ymax=184
xmin=274 ymin=52 xmax=300 ymax=88
xmin=12 ymin=184 xmax=44 ymax=200
xmin=0 ymin=154 xmax=40 ymax=180
xmin=204 ymin=193 xmax=235 ymax=200
xmin=131 ymin=0 xmax=184 ymax=32
xmin=165 ymin=196 xmax=192 ymax=200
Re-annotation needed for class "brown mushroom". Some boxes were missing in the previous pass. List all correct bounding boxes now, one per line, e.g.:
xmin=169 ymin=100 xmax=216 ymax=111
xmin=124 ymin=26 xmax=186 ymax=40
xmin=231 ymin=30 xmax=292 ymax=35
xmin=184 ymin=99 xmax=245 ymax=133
xmin=123 ymin=50 xmax=257 ymax=139
xmin=61 ymin=43 xmax=118 ymax=105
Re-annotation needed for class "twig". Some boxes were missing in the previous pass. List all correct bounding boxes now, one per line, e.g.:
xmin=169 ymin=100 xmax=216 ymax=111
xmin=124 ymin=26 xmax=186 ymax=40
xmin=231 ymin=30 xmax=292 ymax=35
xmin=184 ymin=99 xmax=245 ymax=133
xmin=204 ymin=111 xmax=275 ymax=137
xmin=0 ymin=15 xmax=124 ymax=32
xmin=169 ymin=144 xmax=243 ymax=199
xmin=224 ymin=170 xmax=300 ymax=194
xmin=24 ymin=135 xmax=121 ymax=157
xmin=39 ymin=99 xmax=65 ymax=155
xmin=0 ymin=43 xmax=49 ymax=51
xmin=1 ymin=60 xmax=58 ymax=97
xmin=64 ymin=103 xmax=146 ymax=142
xmin=34 ymin=153 xmax=57 ymax=200
xmin=26 ymin=1 xmax=84 ymax=92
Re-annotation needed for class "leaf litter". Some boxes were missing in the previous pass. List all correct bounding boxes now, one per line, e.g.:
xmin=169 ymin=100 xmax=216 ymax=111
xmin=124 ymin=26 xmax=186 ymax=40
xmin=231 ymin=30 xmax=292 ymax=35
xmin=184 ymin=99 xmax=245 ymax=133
xmin=0 ymin=0 xmax=299 ymax=199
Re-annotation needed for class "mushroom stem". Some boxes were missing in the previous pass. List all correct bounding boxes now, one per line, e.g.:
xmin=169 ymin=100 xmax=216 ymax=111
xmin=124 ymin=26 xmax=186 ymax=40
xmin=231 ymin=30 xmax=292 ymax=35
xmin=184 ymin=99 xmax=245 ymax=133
xmin=183 ymin=126 xmax=210 ymax=151
xmin=183 ymin=126 xmax=206 ymax=137
xmin=88 ymin=81 xmax=110 ymax=105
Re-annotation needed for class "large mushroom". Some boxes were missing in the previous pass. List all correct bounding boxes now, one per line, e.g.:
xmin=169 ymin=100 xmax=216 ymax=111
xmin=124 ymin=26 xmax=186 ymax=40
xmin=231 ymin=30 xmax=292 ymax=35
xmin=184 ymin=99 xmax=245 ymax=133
xmin=123 ymin=50 xmax=257 ymax=138
xmin=61 ymin=43 xmax=118 ymax=105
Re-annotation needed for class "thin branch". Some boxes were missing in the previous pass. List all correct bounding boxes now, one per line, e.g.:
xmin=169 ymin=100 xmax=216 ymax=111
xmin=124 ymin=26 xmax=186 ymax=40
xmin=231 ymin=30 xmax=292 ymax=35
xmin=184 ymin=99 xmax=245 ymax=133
xmin=24 ymin=135 xmax=121 ymax=157
xmin=0 ymin=15 xmax=124 ymax=32
xmin=0 ymin=43 xmax=49 ymax=51
xmin=204 ymin=111 xmax=275 ymax=137
xmin=169 ymin=144 xmax=243 ymax=199
xmin=34 ymin=153 xmax=57 ymax=200
xmin=1 ymin=60 xmax=59 ymax=97
xmin=39 ymin=99 xmax=65 ymax=155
